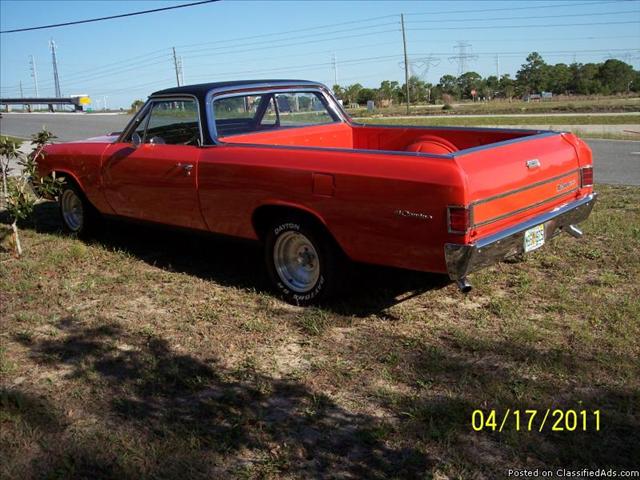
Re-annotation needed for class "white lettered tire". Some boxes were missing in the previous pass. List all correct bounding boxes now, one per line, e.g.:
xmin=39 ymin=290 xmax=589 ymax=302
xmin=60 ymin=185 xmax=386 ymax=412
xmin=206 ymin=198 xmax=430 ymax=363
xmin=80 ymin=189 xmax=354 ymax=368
xmin=265 ymin=217 xmax=341 ymax=305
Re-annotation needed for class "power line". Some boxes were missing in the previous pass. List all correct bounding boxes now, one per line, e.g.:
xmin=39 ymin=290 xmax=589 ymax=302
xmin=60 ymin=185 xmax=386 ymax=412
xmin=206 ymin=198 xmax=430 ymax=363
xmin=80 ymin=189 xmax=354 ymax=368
xmin=410 ymin=20 xmax=639 ymax=31
xmin=405 ymin=0 xmax=635 ymax=16
xmin=406 ymin=9 xmax=640 ymax=24
xmin=0 ymin=0 xmax=220 ymax=34
xmin=177 ymin=22 xmax=399 ymax=56
xmin=174 ymin=15 xmax=398 ymax=50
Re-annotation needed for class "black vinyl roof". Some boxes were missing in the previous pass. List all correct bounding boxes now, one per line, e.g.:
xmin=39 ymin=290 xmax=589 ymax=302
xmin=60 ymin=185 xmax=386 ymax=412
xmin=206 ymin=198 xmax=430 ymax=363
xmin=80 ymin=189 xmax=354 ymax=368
xmin=151 ymin=80 xmax=324 ymax=100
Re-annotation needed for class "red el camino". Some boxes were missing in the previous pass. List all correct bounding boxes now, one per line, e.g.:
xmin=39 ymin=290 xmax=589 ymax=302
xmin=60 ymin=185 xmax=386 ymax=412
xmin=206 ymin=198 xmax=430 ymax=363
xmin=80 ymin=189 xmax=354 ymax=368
xmin=38 ymin=80 xmax=596 ymax=304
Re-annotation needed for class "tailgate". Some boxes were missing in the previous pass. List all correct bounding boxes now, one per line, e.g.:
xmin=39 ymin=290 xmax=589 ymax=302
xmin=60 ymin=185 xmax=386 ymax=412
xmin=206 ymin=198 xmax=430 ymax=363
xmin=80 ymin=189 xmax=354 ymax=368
xmin=454 ymin=132 xmax=590 ymax=238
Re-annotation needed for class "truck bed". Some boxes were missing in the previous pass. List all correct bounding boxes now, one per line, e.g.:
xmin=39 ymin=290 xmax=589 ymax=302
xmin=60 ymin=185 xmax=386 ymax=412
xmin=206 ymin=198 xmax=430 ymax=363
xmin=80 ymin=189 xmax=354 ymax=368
xmin=219 ymin=122 xmax=541 ymax=156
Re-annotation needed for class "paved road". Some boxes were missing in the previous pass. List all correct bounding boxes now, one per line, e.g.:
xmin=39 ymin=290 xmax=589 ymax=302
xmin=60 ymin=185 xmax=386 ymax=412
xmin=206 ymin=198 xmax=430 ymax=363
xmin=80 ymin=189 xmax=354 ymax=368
xmin=1 ymin=112 xmax=638 ymax=185
xmin=0 ymin=112 xmax=133 ymax=142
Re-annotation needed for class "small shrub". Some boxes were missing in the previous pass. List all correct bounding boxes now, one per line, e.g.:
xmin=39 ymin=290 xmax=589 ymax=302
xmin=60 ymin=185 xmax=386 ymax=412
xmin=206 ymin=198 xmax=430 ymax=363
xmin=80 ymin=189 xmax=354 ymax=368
xmin=0 ymin=129 xmax=61 ymax=256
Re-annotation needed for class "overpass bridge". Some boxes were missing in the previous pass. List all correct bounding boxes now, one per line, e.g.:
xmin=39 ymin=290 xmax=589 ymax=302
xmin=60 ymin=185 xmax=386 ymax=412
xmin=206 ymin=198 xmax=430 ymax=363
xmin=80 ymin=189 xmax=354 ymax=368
xmin=0 ymin=95 xmax=91 ymax=112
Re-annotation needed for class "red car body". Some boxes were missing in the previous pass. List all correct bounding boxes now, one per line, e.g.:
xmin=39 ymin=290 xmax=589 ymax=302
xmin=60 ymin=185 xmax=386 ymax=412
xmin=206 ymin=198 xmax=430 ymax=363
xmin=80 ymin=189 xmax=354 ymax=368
xmin=38 ymin=80 xmax=596 ymax=295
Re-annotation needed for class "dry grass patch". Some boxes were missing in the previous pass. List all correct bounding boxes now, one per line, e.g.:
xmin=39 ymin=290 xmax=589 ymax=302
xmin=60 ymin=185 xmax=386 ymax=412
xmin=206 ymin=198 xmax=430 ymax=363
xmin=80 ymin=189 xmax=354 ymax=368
xmin=1 ymin=185 xmax=638 ymax=479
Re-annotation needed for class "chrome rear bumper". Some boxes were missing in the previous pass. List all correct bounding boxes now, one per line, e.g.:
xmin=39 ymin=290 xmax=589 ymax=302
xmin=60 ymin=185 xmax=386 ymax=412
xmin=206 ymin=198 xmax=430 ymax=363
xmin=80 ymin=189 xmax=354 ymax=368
xmin=444 ymin=193 xmax=597 ymax=281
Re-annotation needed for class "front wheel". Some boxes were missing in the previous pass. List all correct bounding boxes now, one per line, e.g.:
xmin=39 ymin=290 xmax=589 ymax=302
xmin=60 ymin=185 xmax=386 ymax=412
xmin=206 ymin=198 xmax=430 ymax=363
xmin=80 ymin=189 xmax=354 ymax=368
xmin=59 ymin=182 xmax=99 ymax=236
xmin=265 ymin=218 xmax=342 ymax=305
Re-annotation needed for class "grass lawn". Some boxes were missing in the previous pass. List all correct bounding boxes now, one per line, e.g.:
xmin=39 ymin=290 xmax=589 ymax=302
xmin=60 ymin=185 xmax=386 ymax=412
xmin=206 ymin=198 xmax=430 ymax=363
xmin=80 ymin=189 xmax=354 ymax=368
xmin=348 ymin=96 xmax=640 ymax=117
xmin=355 ymin=114 xmax=640 ymax=126
xmin=1 ymin=185 xmax=639 ymax=479
xmin=0 ymin=135 xmax=24 ymax=145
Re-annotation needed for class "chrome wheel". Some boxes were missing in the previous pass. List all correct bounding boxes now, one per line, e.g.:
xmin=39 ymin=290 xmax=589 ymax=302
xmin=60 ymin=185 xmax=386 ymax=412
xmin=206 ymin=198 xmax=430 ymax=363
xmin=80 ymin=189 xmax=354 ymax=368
xmin=273 ymin=231 xmax=320 ymax=293
xmin=61 ymin=189 xmax=84 ymax=232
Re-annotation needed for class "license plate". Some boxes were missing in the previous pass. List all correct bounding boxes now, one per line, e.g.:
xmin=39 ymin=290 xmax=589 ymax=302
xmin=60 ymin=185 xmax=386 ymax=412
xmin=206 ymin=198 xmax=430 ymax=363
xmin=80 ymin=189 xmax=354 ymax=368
xmin=524 ymin=224 xmax=545 ymax=252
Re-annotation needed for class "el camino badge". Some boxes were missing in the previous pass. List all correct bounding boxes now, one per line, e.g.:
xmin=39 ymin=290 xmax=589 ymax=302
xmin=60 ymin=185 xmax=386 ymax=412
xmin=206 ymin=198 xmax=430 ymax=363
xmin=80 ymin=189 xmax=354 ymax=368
xmin=556 ymin=179 xmax=576 ymax=192
xmin=394 ymin=209 xmax=433 ymax=221
xmin=526 ymin=159 xmax=541 ymax=169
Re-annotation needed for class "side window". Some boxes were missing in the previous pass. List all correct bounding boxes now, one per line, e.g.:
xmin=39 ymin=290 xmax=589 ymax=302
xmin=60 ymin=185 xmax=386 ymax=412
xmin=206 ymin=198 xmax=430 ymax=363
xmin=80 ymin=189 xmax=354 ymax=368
xmin=213 ymin=91 xmax=339 ymax=138
xmin=126 ymin=107 xmax=150 ymax=142
xmin=259 ymin=97 xmax=278 ymax=126
xmin=274 ymin=92 xmax=336 ymax=126
xmin=214 ymin=95 xmax=264 ymax=136
xmin=144 ymin=99 xmax=200 ymax=145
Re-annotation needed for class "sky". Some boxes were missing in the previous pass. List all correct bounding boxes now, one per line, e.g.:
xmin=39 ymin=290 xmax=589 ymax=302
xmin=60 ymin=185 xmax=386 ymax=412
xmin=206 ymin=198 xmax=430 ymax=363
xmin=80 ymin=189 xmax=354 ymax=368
xmin=1 ymin=0 xmax=639 ymax=109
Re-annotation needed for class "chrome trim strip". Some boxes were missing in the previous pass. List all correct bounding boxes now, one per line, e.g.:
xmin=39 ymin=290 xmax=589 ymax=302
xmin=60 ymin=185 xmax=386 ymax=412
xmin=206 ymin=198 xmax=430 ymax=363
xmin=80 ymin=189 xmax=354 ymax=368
xmin=205 ymin=138 xmax=455 ymax=159
xmin=203 ymin=82 xmax=346 ymax=143
xmin=469 ymin=168 xmax=580 ymax=228
xmin=444 ymin=193 xmax=597 ymax=280
xmin=352 ymin=122 xmax=548 ymax=135
xmin=471 ymin=169 xmax=580 ymax=207
xmin=473 ymin=188 xmax=579 ymax=228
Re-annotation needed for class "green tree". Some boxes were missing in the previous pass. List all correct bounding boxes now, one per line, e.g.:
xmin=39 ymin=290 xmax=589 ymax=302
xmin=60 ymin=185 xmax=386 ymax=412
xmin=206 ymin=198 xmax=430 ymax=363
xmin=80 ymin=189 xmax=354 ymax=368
xmin=343 ymin=83 xmax=363 ymax=105
xmin=456 ymin=71 xmax=483 ymax=99
xmin=378 ymin=80 xmax=400 ymax=104
xmin=498 ymin=74 xmax=516 ymax=100
xmin=404 ymin=76 xmax=429 ymax=103
xmin=332 ymin=84 xmax=344 ymax=101
xmin=438 ymin=74 xmax=460 ymax=98
xmin=356 ymin=88 xmax=377 ymax=104
xmin=130 ymin=99 xmax=144 ymax=112
xmin=517 ymin=52 xmax=549 ymax=93
xmin=598 ymin=59 xmax=635 ymax=94
xmin=571 ymin=63 xmax=602 ymax=95
xmin=547 ymin=63 xmax=572 ymax=94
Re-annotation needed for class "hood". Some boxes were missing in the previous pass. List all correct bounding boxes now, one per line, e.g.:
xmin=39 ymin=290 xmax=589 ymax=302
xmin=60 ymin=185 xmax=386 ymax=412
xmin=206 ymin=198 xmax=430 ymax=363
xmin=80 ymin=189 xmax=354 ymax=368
xmin=70 ymin=134 xmax=119 ymax=143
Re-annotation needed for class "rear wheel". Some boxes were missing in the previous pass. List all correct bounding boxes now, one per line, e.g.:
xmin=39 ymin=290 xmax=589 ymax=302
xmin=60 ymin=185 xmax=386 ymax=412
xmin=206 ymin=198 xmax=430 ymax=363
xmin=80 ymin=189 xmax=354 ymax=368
xmin=59 ymin=182 xmax=99 ymax=236
xmin=265 ymin=217 xmax=342 ymax=305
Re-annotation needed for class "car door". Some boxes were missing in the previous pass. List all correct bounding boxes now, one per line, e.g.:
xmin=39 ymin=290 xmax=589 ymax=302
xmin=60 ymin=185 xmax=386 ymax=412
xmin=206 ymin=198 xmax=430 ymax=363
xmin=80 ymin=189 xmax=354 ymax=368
xmin=101 ymin=97 xmax=207 ymax=230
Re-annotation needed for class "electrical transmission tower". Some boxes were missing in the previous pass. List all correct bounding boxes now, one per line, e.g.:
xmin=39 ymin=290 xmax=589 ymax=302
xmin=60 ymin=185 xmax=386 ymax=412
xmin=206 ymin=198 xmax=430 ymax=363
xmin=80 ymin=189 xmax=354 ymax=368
xmin=29 ymin=55 xmax=39 ymax=97
xmin=49 ymin=40 xmax=61 ymax=97
xmin=398 ymin=55 xmax=440 ymax=84
xmin=448 ymin=41 xmax=478 ymax=76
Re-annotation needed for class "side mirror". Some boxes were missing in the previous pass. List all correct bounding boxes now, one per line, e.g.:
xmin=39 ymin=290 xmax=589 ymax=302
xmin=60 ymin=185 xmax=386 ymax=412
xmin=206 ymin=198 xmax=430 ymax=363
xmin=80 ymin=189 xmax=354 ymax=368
xmin=131 ymin=132 xmax=142 ymax=148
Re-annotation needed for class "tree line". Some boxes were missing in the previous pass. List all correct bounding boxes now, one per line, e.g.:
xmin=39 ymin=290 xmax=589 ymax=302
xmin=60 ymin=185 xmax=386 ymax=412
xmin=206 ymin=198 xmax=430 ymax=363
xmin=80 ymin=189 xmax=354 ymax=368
xmin=331 ymin=52 xmax=640 ymax=105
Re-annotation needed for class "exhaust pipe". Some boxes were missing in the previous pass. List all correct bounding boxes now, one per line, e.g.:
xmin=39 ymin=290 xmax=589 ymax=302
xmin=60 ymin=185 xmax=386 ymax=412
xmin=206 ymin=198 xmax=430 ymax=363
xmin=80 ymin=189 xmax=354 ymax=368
xmin=456 ymin=277 xmax=473 ymax=294
xmin=566 ymin=224 xmax=583 ymax=238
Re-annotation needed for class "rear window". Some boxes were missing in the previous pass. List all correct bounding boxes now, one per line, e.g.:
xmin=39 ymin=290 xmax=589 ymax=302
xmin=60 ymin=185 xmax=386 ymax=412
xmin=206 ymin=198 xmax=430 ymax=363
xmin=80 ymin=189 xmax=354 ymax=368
xmin=213 ymin=91 xmax=338 ymax=137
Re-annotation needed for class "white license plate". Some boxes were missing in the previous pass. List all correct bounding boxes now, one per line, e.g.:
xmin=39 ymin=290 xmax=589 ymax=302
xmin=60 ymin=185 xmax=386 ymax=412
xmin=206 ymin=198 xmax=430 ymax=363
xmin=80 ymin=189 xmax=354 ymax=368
xmin=524 ymin=224 xmax=545 ymax=252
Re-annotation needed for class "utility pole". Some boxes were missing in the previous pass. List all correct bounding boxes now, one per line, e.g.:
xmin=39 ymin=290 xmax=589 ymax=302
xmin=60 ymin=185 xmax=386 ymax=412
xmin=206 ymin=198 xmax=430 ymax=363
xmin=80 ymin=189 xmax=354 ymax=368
xmin=400 ymin=13 xmax=410 ymax=114
xmin=103 ymin=95 xmax=108 ymax=111
xmin=495 ymin=55 xmax=500 ymax=78
xmin=29 ymin=55 xmax=39 ymax=97
xmin=172 ymin=47 xmax=181 ymax=87
xmin=20 ymin=81 xmax=25 ymax=111
xmin=49 ymin=40 xmax=61 ymax=97
xmin=332 ymin=53 xmax=338 ymax=86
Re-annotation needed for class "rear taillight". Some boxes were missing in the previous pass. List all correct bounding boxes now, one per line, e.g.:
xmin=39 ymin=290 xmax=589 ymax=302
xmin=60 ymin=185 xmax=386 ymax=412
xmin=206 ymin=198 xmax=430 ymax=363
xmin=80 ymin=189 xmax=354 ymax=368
xmin=580 ymin=166 xmax=594 ymax=187
xmin=447 ymin=206 xmax=470 ymax=234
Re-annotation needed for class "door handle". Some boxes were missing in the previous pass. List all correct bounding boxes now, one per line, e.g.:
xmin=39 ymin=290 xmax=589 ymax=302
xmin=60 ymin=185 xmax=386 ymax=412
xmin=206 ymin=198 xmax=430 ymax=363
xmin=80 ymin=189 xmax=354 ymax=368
xmin=176 ymin=163 xmax=193 ymax=175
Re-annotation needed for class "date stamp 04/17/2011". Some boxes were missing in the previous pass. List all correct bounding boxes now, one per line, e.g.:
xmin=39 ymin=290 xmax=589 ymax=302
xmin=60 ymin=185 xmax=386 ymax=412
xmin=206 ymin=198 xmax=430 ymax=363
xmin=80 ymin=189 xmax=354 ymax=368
xmin=471 ymin=409 xmax=601 ymax=433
